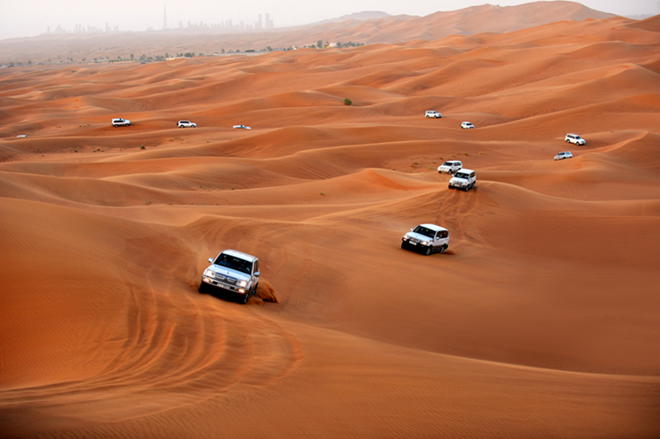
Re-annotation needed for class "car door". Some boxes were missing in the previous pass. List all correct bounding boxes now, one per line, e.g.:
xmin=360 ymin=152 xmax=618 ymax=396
xmin=437 ymin=230 xmax=448 ymax=248
xmin=431 ymin=231 xmax=441 ymax=250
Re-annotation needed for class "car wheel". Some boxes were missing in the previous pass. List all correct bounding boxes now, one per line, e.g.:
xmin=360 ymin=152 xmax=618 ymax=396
xmin=424 ymin=246 xmax=432 ymax=256
xmin=241 ymin=291 xmax=250 ymax=304
xmin=198 ymin=282 xmax=207 ymax=294
xmin=401 ymin=242 xmax=407 ymax=249
xmin=440 ymin=245 xmax=446 ymax=254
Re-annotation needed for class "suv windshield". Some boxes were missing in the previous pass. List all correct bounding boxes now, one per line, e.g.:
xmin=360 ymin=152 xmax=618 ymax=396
xmin=413 ymin=226 xmax=435 ymax=238
xmin=214 ymin=254 xmax=253 ymax=275
xmin=442 ymin=162 xmax=452 ymax=166
xmin=455 ymin=172 xmax=469 ymax=179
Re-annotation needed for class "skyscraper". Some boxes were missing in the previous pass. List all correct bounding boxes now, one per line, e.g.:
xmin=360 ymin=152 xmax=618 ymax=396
xmin=163 ymin=4 xmax=168 ymax=30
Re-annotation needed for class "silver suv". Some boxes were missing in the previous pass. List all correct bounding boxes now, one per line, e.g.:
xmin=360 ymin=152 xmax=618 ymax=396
xmin=449 ymin=169 xmax=476 ymax=191
xmin=438 ymin=160 xmax=462 ymax=174
xmin=425 ymin=110 xmax=442 ymax=118
xmin=111 ymin=118 xmax=131 ymax=127
xmin=177 ymin=120 xmax=197 ymax=128
xmin=565 ymin=133 xmax=585 ymax=145
xmin=200 ymin=249 xmax=260 ymax=304
xmin=402 ymin=224 xmax=449 ymax=255
xmin=554 ymin=151 xmax=573 ymax=161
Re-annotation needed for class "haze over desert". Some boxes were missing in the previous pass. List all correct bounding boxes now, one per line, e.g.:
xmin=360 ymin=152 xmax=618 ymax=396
xmin=1 ymin=2 xmax=660 ymax=438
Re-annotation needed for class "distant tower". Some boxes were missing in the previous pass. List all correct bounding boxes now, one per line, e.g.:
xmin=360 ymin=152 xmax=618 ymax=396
xmin=163 ymin=4 xmax=167 ymax=30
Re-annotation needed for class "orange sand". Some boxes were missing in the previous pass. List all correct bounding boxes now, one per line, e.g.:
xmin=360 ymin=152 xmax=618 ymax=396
xmin=1 ymin=7 xmax=659 ymax=439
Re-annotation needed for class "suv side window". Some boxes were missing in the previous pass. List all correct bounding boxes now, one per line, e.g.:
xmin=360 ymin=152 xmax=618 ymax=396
xmin=254 ymin=260 xmax=259 ymax=275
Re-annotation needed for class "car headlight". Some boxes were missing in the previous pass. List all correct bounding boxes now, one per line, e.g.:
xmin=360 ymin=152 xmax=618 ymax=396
xmin=204 ymin=269 xmax=214 ymax=277
xmin=402 ymin=236 xmax=408 ymax=241
xmin=421 ymin=241 xmax=429 ymax=245
xmin=238 ymin=280 xmax=248 ymax=287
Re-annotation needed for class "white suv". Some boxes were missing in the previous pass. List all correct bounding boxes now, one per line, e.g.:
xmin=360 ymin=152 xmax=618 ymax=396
xmin=425 ymin=110 xmax=442 ymax=118
xmin=565 ymin=133 xmax=585 ymax=145
xmin=177 ymin=120 xmax=197 ymax=128
xmin=437 ymin=160 xmax=462 ymax=174
xmin=111 ymin=118 xmax=131 ymax=127
xmin=200 ymin=249 xmax=260 ymax=304
xmin=402 ymin=224 xmax=449 ymax=256
xmin=461 ymin=121 xmax=475 ymax=129
xmin=554 ymin=151 xmax=573 ymax=161
xmin=449 ymin=169 xmax=476 ymax=191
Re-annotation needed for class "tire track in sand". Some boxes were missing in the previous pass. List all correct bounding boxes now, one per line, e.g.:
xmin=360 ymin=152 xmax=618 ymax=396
xmin=0 ymin=230 xmax=303 ymax=436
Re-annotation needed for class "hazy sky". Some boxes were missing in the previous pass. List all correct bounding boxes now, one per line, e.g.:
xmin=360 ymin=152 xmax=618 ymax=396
xmin=1 ymin=0 xmax=658 ymax=40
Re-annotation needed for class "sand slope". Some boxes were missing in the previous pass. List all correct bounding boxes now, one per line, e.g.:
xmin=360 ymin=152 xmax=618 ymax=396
xmin=1 ymin=9 xmax=660 ymax=439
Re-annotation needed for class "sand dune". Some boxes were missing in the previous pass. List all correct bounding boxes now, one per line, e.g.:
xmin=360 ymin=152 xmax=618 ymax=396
xmin=1 ymin=6 xmax=660 ymax=439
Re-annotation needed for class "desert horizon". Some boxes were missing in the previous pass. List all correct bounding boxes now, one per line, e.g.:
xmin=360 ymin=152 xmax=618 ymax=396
xmin=0 ymin=1 xmax=628 ymax=66
xmin=1 ymin=2 xmax=660 ymax=438
xmin=2 ymin=0 xmax=658 ymax=41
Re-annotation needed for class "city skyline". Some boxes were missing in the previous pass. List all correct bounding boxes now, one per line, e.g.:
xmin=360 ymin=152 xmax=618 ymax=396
xmin=1 ymin=0 xmax=659 ymax=40
xmin=42 ymin=13 xmax=275 ymax=36
xmin=42 ymin=4 xmax=275 ymax=36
